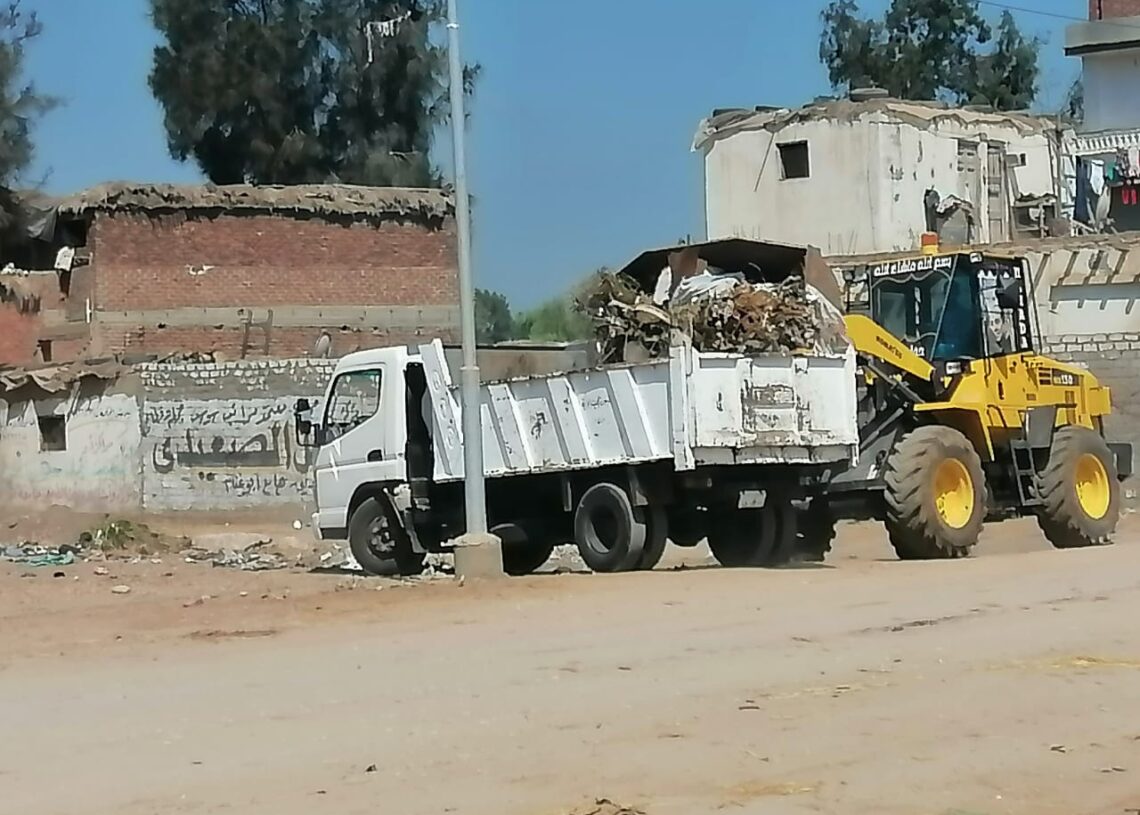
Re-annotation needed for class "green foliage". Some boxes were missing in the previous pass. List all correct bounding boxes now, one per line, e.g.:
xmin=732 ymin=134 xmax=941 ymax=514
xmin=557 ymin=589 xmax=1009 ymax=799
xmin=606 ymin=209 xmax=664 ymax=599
xmin=0 ymin=2 xmax=55 ymax=188
xmin=514 ymin=296 xmax=594 ymax=343
xmin=819 ymin=0 xmax=1040 ymax=111
xmin=148 ymin=0 xmax=478 ymax=186
xmin=474 ymin=288 xmax=514 ymax=344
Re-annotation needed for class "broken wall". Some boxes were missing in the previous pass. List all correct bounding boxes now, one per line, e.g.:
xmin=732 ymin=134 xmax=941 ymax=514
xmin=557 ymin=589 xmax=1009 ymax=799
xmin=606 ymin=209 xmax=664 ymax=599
xmin=0 ymin=378 xmax=143 ymax=512
xmin=138 ymin=358 xmax=336 ymax=511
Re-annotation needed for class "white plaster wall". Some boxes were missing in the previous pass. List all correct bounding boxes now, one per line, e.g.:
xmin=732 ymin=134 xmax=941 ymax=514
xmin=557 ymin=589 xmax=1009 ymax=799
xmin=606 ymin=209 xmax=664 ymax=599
xmin=141 ymin=396 xmax=314 ymax=512
xmin=1083 ymin=50 xmax=1140 ymax=132
xmin=0 ymin=388 xmax=142 ymax=512
xmin=703 ymin=116 xmax=1054 ymax=255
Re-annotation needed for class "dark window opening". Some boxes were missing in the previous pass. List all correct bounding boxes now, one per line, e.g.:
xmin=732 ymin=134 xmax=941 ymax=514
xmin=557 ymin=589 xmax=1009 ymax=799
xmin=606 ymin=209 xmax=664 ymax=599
xmin=38 ymin=415 xmax=67 ymax=452
xmin=778 ymin=141 xmax=810 ymax=180
xmin=37 ymin=339 xmax=53 ymax=363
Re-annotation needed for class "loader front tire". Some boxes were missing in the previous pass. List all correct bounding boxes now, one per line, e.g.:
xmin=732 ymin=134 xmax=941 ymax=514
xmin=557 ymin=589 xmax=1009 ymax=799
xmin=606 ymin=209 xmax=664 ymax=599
xmin=884 ymin=426 xmax=985 ymax=560
xmin=1036 ymin=426 xmax=1120 ymax=549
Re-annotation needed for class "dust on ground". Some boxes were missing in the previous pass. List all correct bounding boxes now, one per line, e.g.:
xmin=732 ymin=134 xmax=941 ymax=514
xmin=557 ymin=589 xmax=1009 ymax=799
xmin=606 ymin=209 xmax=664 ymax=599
xmin=2 ymin=510 xmax=1140 ymax=815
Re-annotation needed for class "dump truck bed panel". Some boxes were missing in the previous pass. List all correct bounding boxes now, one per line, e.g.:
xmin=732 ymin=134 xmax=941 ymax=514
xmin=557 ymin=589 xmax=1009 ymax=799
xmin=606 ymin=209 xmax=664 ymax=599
xmin=420 ymin=341 xmax=858 ymax=483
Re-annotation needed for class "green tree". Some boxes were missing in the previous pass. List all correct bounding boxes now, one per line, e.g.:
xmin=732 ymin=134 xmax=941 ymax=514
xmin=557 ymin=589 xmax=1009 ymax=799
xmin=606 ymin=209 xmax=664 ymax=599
xmin=148 ymin=0 xmax=477 ymax=186
xmin=819 ymin=0 xmax=1040 ymax=111
xmin=0 ymin=2 xmax=54 ymax=188
xmin=515 ymin=270 xmax=603 ymax=343
xmin=474 ymin=289 xmax=515 ymax=344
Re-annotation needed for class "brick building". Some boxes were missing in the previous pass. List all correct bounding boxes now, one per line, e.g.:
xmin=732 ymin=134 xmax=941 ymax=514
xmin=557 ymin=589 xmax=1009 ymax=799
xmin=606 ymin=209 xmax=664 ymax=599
xmin=0 ymin=183 xmax=459 ymax=366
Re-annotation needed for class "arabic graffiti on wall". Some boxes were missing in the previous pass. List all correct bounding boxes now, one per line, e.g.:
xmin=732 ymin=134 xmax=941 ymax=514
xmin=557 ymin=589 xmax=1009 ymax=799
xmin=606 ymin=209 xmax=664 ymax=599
xmin=142 ymin=397 xmax=315 ymax=511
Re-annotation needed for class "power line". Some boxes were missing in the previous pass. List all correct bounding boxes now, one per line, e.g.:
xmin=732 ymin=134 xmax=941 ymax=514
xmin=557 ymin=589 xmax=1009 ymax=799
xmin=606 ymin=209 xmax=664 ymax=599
xmin=978 ymin=0 xmax=1140 ymax=32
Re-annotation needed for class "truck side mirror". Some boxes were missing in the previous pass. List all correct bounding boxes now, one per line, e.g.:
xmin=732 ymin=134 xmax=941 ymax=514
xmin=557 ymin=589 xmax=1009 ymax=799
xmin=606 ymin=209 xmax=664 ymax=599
xmin=294 ymin=398 xmax=313 ymax=441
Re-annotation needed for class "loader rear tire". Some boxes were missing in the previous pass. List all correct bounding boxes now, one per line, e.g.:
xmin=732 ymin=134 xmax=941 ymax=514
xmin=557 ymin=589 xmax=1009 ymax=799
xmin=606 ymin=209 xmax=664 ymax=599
xmin=574 ymin=482 xmax=647 ymax=573
xmin=1036 ymin=426 xmax=1120 ymax=549
xmin=883 ymin=426 xmax=985 ymax=560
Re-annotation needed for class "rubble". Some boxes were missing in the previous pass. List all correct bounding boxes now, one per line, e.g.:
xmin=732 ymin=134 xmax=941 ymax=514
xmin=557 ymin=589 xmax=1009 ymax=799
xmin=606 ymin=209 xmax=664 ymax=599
xmin=581 ymin=268 xmax=848 ymax=364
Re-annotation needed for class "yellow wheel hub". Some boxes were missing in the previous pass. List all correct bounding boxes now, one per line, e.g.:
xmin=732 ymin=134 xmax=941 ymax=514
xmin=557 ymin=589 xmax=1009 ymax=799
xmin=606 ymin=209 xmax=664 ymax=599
xmin=934 ymin=458 xmax=975 ymax=530
xmin=1075 ymin=454 xmax=1111 ymax=520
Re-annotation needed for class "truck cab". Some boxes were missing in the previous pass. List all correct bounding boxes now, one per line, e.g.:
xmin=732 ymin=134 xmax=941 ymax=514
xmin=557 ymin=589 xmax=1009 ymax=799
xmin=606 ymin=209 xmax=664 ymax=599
xmin=296 ymin=345 xmax=422 ymax=541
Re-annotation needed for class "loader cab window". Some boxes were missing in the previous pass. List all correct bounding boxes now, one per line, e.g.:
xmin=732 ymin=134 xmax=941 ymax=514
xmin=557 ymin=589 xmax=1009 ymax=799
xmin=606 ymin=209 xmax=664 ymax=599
xmin=871 ymin=263 xmax=984 ymax=362
xmin=324 ymin=369 xmax=382 ymax=442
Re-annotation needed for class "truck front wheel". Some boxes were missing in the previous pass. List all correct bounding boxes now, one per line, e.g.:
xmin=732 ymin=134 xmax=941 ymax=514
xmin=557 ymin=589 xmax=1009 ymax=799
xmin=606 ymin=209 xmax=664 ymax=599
xmin=348 ymin=497 xmax=426 ymax=577
xmin=573 ymin=482 xmax=647 ymax=573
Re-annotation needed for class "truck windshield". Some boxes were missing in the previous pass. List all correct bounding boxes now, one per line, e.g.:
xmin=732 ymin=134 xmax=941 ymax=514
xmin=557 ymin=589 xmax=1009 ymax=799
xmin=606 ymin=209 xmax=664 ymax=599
xmin=872 ymin=265 xmax=983 ymax=361
xmin=324 ymin=369 xmax=382 ymax=442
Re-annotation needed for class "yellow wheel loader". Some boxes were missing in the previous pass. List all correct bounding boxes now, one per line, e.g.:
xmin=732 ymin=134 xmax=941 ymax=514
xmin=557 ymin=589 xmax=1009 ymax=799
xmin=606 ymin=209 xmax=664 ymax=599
xmin=825 ymin=251 xmax=1132 ymax=559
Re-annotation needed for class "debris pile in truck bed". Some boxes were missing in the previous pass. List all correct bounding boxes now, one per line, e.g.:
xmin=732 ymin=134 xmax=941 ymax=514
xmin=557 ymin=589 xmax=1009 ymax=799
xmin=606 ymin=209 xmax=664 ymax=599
xmin=581 ymin=270 xmax=848 ymax=364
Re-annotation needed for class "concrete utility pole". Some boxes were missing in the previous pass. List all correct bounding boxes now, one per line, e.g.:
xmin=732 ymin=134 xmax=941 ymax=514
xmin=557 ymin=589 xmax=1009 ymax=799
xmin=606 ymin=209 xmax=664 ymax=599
xmin=368 ymin=3 xmax=501 ymax=577
xmin=445 ymin=0 xmax=487 ymax=539
xmin=445 ymin=0 xmax=502 ymax=577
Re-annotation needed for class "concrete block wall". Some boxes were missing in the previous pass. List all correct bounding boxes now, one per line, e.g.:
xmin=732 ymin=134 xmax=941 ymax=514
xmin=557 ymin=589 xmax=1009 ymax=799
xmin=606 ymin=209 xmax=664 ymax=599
xmin=0 ymin=379 xmax=143 ymax=512
xmin=88 ymin=211 xmax=460 ymax=358
xmin=138 ymin=358 xmax=336 ymax=511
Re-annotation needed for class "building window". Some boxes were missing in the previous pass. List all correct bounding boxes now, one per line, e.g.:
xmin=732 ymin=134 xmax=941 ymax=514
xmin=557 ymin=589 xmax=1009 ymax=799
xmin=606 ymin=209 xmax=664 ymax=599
xmin=37 ymin=340 xmax=53 ymax=363
xmin=38 ymin=415 xmax=67 ymax=451
xmin=778 ymin=141 xmax=810 ymax=180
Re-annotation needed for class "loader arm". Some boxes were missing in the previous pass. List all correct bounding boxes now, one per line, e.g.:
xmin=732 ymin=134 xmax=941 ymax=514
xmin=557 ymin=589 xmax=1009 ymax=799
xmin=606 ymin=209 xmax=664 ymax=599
xmin=844 ymin=314 xmax=935 ymax=383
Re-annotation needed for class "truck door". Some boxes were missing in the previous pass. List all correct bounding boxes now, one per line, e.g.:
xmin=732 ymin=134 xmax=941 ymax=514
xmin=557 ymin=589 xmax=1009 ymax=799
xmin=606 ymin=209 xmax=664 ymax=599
xmin=313 ymin=365 xmax=404 ymax=532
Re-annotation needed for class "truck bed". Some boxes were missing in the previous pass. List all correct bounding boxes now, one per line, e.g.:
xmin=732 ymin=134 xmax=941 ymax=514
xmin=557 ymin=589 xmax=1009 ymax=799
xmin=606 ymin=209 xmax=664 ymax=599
xmin=420 ymin=341 xmax=858 ymax=482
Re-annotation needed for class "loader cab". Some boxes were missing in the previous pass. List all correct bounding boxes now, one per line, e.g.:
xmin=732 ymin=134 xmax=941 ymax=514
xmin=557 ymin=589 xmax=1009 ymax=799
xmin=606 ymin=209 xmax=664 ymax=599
xmin=863 ymin=252 xmax=1033 ymax=364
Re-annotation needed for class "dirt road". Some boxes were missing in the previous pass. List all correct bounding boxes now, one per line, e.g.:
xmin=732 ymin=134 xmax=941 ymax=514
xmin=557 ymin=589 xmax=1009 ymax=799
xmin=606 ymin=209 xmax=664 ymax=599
xmin=3 ymin=518 xmax=1140 ymax=815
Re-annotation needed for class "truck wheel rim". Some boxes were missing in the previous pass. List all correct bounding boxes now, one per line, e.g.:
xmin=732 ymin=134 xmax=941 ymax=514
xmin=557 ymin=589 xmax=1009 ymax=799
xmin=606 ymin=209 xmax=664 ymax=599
xmin=934 ymin=458 xmax=974 ymax=530
xmin=1075 ymin=453 xmax=1111 ymax=520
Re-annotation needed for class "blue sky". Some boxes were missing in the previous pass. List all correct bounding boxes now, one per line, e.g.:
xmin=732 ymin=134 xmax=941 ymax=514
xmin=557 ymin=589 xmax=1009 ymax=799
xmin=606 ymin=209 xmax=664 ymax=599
xmin=22 ymin=0 xmax=1082 ymax=308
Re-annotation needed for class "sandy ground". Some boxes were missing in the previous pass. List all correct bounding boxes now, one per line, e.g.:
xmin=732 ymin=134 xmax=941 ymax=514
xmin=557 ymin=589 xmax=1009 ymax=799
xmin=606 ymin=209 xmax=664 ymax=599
xmin=3 ymin=515 xmax=1140 ymax=815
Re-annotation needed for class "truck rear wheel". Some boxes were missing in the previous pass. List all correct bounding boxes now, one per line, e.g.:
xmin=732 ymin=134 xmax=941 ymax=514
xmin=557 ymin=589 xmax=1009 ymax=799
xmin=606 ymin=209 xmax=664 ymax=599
xmin=708 ymin=496 xmax=795 ymax=568
xmin=573 ymin=482 xmax=647 ymax=573
xmin=636 ymin=505 xmax=669 ymax=571
xmin=667 ymin=509 xmax=706 ymax=548
xmin=794 ymin=500 xmax=836 ymax=563
xmin=492 ymin=522 xmax=556 ymax=576
xmin=884 ymin=426 xmax=985 ymax=560
xmin=1036 ymin=426 xmax=1120 ymax=549
xmin=348 ymin=497 xmax=426 ymax=577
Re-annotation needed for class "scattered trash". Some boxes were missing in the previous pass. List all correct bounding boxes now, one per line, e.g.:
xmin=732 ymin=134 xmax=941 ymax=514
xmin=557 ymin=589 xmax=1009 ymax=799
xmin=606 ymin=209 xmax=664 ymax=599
xmin=1 ymin=544 xmax=76 ymax=568
xmin=1050 ymin=744 xmax=1068 ymax=753
xmin=1100 ymin=766 xmax=1127 ymax=773
xmin=111 ymin=585 xmax=132 ymax=595
xmin=293 ymin=520 xmax=303 ymax=530
xmin=94 ymin=566 xmax=109 ymax=576
xmin=364 ymin=764 xmax=377 ymax=774
xmin=180 ymin=539 xmax=290 ymax=572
